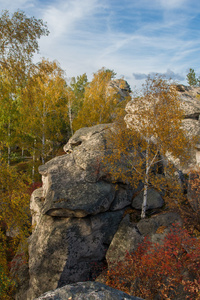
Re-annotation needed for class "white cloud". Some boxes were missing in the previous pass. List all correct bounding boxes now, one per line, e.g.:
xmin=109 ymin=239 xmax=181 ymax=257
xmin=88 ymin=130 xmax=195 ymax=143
xmin=41 ymin=0 xmax=102 ymax=38
xmin=1 ymin=0 xmax=200 ymax=90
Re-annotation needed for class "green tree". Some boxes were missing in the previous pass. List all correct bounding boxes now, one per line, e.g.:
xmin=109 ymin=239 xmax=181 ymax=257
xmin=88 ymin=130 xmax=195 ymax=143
xmin=105 ymin=76 xmax=192 ymax=218
xmin=186 ymin=68 xmax=199 ymax=86
xmin=66 ymin=73 xmax=88 ymax=136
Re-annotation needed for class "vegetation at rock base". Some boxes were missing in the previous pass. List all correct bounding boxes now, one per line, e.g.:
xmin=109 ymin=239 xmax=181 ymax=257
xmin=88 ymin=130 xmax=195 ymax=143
xmin=0 ymin=159 xmax=31 ymax=299
xmin=105 ymin=224 xmax=200 ymax=300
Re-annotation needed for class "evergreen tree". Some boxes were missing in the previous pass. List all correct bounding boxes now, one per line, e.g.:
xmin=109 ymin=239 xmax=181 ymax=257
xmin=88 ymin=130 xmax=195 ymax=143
xmin=186 ymin=68 xmax=198 ymax=86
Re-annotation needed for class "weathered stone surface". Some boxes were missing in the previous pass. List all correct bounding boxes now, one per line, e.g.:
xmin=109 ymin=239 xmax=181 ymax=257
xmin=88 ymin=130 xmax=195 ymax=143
xmin=125 ymin=84 xmax=200 ymax=170
xmin=104 ymin=212 xmax=182 ymax=270
xmin=34 ymin=281 xmax=143 ymax=300
xmin=38 ymin=124 xmax=134 ymax=218
xmin=187 ymin=171 xmax=200 ymax=212
xmin=30 ymin=188 xmax=44 ymax=227
xmin=137 ymin=211 xmax=182 ymax=237
xmin=176 ymin=85 xmax=200 ymax=117
xmin=106 ymin=214 xmax=143 ymax=267
xmin=24 ymin=123 xmax=142 ymax=299
xmin=27 ymin=210 xmax=124 ymax=299
xmin=132 ymin=188 xmax=164 ymax=210
xmin=107 ymin=79 xmax=132 ymax=103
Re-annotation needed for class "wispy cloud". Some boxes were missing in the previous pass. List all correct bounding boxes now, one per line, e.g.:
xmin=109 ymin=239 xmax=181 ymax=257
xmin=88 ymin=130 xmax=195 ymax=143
xmin=1 ymin=0 xmax=200 ymax=89
xmin=41 ymin=0 xmax=102 ymax=38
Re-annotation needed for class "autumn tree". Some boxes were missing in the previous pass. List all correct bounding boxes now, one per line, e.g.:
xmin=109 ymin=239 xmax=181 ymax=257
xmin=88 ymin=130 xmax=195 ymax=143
xmin=0 ymin=10 xmax=49 ymax=165
xmin=0 ymin=68 xmax=21 ymax=164
xmin=104 ymin=76 xmax=192 ymax=218
xmin=20 ymin=59 xmax=67 ymax=167
xmin=0 ymin=159 xmax=31 ymax=298
xmin=73 ymin=68 xmax=129 ymax=131
xmin=0 ymin=10 xmax=49 ymax=83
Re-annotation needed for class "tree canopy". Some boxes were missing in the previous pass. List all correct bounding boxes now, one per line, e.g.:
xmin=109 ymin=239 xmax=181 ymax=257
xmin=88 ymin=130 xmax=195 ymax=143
xmin=73 ymin=68 xmax=130 ymax=131
xmin=0 ymin=10 xmax=49 ymax=81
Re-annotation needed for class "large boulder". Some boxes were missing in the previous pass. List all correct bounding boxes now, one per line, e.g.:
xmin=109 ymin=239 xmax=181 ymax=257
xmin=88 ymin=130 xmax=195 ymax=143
xmin=105 ymin=211 xmax=182 ymax=269
xmin=35 ymin=281 xmax=143 ymax=300
xmin=132 ymin=188 xmax=164 ymax=210
xmin=25 ymin=124 xmax=142 ymax=299
xmin=38 ymin=124 xmax=134 ymax=218
xmin=125 ymin=85 xmax=200 ymax=171
xmin=27 ymin=211 xmax=124 ymax=299
xmin=106 ymin=214 xmax=143 ymax=267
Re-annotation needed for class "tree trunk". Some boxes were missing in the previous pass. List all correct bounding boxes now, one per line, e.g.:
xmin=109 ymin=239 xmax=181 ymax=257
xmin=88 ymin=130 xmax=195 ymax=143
xmin=8 ymin=120 xmax=11 ymax=165
xmin=141 ymin=140 xmax=150 ymax=219
xmin=32 ymin=139 xmax=36 ymax=183
xmin=68 ymin=97 xmax=73 ymax=136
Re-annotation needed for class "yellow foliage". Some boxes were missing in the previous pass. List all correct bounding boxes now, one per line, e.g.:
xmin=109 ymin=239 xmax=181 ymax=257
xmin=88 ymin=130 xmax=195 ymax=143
xmin=0 ymin=159 xmax=31 ymax=298
xmin=103 ymin=76 xmax=194 ymax=218
xmin=73 ymin=68 xmax=130 ymax=131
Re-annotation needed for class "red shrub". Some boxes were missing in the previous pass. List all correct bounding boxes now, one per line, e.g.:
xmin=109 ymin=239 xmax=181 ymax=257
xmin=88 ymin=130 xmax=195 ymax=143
xmin=105 ymin=224 xmax=200 ymax=299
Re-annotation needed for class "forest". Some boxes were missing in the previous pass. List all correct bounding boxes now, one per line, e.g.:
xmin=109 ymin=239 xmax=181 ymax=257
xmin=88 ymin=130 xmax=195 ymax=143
xmin=0 ymin=10 xmax=200 ymax=300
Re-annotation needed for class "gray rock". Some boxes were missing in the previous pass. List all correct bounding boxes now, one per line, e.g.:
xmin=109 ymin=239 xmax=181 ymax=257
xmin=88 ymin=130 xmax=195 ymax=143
xmin=176 ymin=85 xmax=200 ymax=117
xmin=105 ymin=212 xmax=182 ymax=270
xmin=137 ymin=211 xmax=182 ymax=237
xmin=107 ymin=79 xmax=132 ymax=103
xmin=30 ymin=188 xmax=44 ymax=227
xmin=27 ymin=211 xmax=124 ymax=299
xmin=187 ymin=171 xmax=200 ymax=212
xmin=132 ymin=188 xmax=164 ymax=210
xmin=125 ymin=85 xmax=200 ymax=171
xmin=34 ymin=281 xmax=143 ymax=300
xmin=38 ymin=124 xmax=133 ymax=218
xmin=106 ymin=214 xmax=143 ymax=267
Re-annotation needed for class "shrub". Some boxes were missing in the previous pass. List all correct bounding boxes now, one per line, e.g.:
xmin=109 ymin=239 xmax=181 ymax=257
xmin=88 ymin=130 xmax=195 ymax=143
xmin=105 ymin=224 xmax=200 ymax=299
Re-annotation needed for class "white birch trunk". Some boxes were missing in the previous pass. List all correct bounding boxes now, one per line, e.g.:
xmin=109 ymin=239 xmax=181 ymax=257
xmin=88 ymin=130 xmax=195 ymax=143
xmin=141 ymin=139 xmax=150 ymax=219
xmin=8 ymin=120 xmax=11 ymax=165
xmin=32 ymin=139 xmax=36 ymax=183
xmin=68 ymin=97 xmax=73 ymax=136
xmin=42 ymin=101 xmax=46 ymax=164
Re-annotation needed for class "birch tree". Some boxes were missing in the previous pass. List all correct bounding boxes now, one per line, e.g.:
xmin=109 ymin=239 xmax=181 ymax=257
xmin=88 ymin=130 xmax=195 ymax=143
xmin=0 ymin=10 xmax=49 ymax=83
xmin=105 ymin=76 xmax=192 ymax=218
xmin=0 ymin=10 xmax=49 ymax=164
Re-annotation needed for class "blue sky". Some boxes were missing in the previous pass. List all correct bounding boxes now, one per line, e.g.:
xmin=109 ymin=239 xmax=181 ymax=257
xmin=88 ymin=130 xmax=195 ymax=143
xmin=1 ymin=0 xmax=200 ymax=90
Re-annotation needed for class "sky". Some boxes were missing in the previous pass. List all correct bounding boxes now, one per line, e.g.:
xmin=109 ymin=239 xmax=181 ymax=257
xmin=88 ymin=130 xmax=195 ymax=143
xmin=1 ymin=0 xmax=200 ymax=91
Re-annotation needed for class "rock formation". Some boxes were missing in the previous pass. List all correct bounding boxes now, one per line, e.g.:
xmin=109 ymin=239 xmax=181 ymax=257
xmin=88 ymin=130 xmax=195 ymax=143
xmin=14 ymin=124 xmax=133 ymax=299
xmin=125 ymin=84 xmax=200 ymax=171
xmin=13 ymin=85 xmax=199 ymax=300
xmin=35 ymin=281 xmax=143 ymax=300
